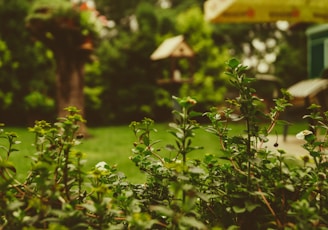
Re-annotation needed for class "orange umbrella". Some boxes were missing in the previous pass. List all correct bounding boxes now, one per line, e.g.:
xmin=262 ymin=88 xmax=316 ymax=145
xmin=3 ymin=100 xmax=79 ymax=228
xmin=204 ymin=0 xmax=328 ymax=23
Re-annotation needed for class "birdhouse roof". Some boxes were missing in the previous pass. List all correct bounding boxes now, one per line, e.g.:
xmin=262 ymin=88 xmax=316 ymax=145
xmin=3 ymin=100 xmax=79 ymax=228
xmin=150 ymin=35 xmax=195 ymax=60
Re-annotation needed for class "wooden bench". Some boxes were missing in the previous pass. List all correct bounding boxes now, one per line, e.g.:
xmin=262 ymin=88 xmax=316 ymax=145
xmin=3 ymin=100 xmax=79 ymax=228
xmin=287 ymin=78 xmax=328 ymax=107
xmin=283 ymin=78 xmax=328 ymax=140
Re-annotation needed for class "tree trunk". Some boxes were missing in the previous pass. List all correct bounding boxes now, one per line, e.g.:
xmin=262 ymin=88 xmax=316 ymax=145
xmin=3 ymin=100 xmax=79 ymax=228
xmin=55 ymin=51 xmax=88 ymax=136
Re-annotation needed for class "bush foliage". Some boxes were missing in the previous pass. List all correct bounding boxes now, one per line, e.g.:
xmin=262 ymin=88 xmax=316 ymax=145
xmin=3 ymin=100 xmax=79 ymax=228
xmin=1 ymin=59 xmax=328 ymax=229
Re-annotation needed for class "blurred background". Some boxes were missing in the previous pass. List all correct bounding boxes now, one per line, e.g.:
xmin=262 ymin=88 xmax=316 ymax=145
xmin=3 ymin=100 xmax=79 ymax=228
xmin=0 ymin=0 xmax=323 ymax=126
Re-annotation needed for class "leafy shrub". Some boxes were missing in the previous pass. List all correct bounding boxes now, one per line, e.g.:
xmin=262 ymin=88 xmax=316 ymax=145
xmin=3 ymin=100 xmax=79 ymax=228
xmin=1 ymin=59 xmax=328 ymax=229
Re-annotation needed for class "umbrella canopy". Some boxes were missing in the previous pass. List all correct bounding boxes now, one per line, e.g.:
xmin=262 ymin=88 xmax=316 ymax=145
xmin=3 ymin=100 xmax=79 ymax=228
xmin=204 ymin=0 xmax=328 ymax=23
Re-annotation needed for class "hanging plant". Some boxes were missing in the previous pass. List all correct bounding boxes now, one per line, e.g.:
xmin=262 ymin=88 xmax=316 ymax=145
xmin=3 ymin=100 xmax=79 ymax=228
xmin=26 ymin=0 xmax=109 ymax=53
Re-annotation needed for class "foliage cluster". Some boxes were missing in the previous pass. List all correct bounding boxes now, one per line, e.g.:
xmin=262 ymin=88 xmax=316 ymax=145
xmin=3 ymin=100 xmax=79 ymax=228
xmin=26 ymin=0 xmax=109 ymax=49
xmin=0 ymin=0 xmax=55 ymax=124
xmin=1 ymin=59 xmax=328 ymax=229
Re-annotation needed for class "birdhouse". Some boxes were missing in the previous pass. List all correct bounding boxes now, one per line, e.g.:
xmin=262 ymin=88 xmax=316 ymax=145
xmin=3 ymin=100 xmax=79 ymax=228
xmin=150 ymin=35 xmax=195 ymax=85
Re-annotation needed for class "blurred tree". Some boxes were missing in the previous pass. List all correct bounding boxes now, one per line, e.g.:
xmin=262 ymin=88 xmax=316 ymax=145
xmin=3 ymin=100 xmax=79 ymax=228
xmin=275 ymin=25 xmax=309 ymax=87
xmin=211 ymin=22 xmax=310 ymax=87
xmin=0 ymin=0 xmax=55 ymax=125
xmin=176 ymin=6 xmax=230 ymax=110
xmin=84 ymin=1 xmax=160 ymax=124
xmin=26 ymin=0 xmax=109 ymax=133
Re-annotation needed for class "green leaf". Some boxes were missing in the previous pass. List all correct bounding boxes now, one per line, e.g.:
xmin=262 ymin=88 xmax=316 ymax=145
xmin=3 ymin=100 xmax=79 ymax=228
xmin=9 ymin=148 xmax=19 ymax=153
xmin=150 ymin=205 xmax=174 ymax=217
xmin=189 ymin=111 xmax=202 ymax=118
xmin=0 ymin=160 xmax=16 ymax=173
xmin=227 ymin=58 xmax=240 ymax=69
xmin=232 ymin=205 xmax=246 ymax=213
xmin=142 ymin=135 xmax=150 ymax=146
xmin=189 ymin=166 xmax=205 ymax=174
xmin=7 ymin=200 xmax=24 ymax=210
xmin=196 ymin=192 xmax=211 ymax=202
xmin=285 ymin=184 xmax=295 ymax=192
xmin=245 ymin=201 xmax=260 ymax=212
xmin=180 ymin=216 xmax=206 ymax=229
xmin=165 ymin=144 xmax=176 ymax=151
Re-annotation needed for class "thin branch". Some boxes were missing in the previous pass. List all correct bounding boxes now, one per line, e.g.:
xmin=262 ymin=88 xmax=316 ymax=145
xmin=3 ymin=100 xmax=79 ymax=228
xmin=258 ymin=186 xmax=283 ymax=228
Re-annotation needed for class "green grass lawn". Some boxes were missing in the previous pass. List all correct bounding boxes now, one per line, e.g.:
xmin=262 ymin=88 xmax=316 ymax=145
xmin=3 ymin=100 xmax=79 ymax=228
xmin=1 ymin=120 xmax=309 ymax=184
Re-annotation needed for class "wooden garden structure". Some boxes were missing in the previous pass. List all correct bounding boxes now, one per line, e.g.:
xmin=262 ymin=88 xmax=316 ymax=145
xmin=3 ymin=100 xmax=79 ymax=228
xmin=151 ymin=35 xmax=195 ymax=85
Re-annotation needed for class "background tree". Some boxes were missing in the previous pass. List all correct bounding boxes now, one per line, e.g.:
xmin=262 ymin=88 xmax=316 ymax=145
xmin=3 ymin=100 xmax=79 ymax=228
xmin=83 ymin=1 xmax=161 ymax=124
xmin=275 ymin=25 xmax=309 ymax=86
xmin=0 ymin=0 xmax=55 ymax=125
xmin=26 ymin=0 xmax=109 ymax=133
xmin=176 ymin=6 xmax=230 ymax=110
xmin=211 ymin=22 xmax=309 ymax=87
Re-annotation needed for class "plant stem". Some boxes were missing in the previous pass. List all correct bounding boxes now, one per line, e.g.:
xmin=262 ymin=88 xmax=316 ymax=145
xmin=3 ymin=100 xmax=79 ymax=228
xmin=63 ymin=146 xmax=70 ymax=201
xmin=246 ymin=117 xmax=252 ymax=188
